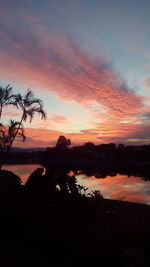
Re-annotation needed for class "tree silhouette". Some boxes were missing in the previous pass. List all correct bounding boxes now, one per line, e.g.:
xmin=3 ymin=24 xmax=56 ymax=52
xmin=83 ymin=142 xmax=95 ymax=149
xmin=9 ymin=89 xmax=46 ymax=148
xmin=0 ymin=120 xmax=26 ymax=168
xmin=0 ymin=120 xmax=25 ymax=152
xmin=0 ymin=85 xmax=46 ymax=167
xmin=55 ymin=135 xmax=71 ymax=149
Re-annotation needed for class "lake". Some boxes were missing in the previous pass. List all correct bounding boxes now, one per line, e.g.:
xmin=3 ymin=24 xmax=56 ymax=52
xmin=3 ymin=164 xmax=150 ymax=205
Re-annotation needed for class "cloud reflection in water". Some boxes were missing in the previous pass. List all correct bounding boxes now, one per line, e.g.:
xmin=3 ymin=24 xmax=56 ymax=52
xmin=77 ymin=174 xmax=150 ymax=205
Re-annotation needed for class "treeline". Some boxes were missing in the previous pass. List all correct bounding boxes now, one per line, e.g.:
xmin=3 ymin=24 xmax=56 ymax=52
xmin=45 ymin=142 xmax=150 ymax=162
xmin=3 ymin=142 xmax=150 ymax=164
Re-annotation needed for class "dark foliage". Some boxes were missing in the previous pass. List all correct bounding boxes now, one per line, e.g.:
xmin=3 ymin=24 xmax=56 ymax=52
xmin=0 ymin=169 xmax=22 ymax=195
xmin=24 ymin=167 xmax=83 ymax=199
xmin=55 ymin=135 xmax=71 ymax=149
xmin=0 ymin=167 xmax=150 ymax=266
xmin=3 ymin=142 xmax=150 ymax=168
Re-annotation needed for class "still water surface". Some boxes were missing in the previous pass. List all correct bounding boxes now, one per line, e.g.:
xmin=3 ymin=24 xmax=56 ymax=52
xmin=3 ymin=164 xmax=150 ymax=205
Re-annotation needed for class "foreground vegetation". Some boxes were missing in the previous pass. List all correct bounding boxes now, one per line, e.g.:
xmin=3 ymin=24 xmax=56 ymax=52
xmin=0 ymin=166 xmax=150 ymax=266
xmin=0 ymin=85 xmax=46 ymax=168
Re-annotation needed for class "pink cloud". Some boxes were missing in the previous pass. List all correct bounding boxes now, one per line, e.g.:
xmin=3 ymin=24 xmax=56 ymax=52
xmin=0 ymin=14 xmax=147 ymax=145
xmin=145 ymin=77 xmax=150 ymax=89
xmin=50 ymin=114 xmax=69 ymax=124
xmin=12 ymin=122 xmax=150 ymax=149
xmin=13 ymin=127 xmax=100 ymax=148
xmin=0 ymin=27 xmax=143 ymax=120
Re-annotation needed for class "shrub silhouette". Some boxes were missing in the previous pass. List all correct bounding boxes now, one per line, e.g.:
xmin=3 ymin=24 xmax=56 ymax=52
xmin=25 ymin=167 xmax=60 ymax=200
xmin=25 ymin=167 xmax=85 ymax=198
xmin=88 ymin=190 xmax=103 ymax=199
xmin=67 ymin=175 xmax=79 ymax=196
xmin=24 ymin=167 xmax=104 ymax=202
xmin=25 ymin=168 xmax=44 ymax=193
xmin=77 ymin=185 xmax=89 ymax=196
xmin=0 ymin=170 xmax=22 ymax=195
xmin=56 ymin=168 xmax=70 ymax=195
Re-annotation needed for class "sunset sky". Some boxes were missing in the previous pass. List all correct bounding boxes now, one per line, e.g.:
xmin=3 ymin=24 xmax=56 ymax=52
xmin=1 ymin=0 xmax=150 ymax=148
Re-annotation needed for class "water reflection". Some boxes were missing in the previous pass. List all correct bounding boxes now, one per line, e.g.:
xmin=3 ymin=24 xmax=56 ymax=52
xmin=3 ymin=164 xmax=150 ymax=205
xmin=77 ymin=174 xmax=150 ymax=205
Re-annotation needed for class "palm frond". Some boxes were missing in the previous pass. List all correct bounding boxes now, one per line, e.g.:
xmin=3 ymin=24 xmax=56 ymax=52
xmin=16 ymin=89 xmax=46 ymax=122
xmin=25 ymin=109 xmax=34 ymax=123
xmin=17 ymin=130 xmax=26 ymax=142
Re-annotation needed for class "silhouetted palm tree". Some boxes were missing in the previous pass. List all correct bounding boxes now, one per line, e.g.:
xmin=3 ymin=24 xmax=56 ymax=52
xmin=0 ymin=120 xmax=25 ymax=168
xmin=8 ymin=120 xmax=26 ymax=149
xmin=0 ymin=84 xmax=16 ymax=119
xmin=0 ymin=120 xmax=25 ymax=152
xmin=9 ymin=90 xmax=46 ymax=147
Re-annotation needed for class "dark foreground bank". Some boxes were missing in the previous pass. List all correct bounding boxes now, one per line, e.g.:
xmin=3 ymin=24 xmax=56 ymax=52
xmin=0 ymin=167 xmax=150 ymax=266
xmin=0 ymin=195 xmax=150 ymax=267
